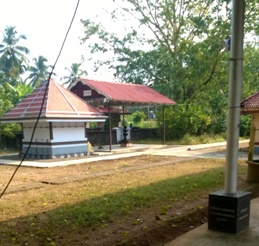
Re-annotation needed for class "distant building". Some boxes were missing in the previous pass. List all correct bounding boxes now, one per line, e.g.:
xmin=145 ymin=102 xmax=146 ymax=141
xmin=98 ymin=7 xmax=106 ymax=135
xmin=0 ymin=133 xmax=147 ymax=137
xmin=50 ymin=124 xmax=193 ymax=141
xmin=68 ymin=78 xmax=176 ymax=147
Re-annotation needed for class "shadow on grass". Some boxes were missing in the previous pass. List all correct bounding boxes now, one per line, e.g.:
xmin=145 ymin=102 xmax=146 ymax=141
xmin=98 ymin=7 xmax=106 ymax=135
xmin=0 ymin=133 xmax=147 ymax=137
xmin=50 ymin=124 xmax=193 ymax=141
xmin=0 ymin=166 xmax=248 ymax=245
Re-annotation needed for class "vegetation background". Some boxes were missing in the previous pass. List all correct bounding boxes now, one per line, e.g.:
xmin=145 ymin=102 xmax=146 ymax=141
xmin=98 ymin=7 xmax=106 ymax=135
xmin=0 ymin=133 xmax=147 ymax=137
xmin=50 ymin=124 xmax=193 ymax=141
xmin=1 ymin=0 xmax=258 ymax=146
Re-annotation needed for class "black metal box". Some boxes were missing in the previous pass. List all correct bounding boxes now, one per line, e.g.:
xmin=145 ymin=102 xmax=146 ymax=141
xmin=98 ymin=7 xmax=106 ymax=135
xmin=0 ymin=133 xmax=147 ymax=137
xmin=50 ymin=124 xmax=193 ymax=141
xmin=208 ymin=190 xmax=251 ymax=234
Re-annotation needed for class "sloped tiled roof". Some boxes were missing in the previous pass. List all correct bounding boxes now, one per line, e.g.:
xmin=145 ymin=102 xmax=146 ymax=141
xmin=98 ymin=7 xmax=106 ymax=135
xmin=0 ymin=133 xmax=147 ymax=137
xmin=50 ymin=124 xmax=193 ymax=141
xmin=0 ymin=79 xmax=107 ymax=122
xmin=69 ymin=78 xmax=176 ymax=105
xmin=241 ymin=92 xmax=259 ymax=114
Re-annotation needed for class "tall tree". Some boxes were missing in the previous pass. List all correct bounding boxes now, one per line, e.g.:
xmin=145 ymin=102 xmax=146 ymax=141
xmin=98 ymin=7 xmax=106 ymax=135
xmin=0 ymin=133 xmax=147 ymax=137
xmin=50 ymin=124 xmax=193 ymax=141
xmin=0 ymin=81 xmax=33 ymax=141
xmin=0 ymin=26 xmax=29 ymax=85
xmin=80 ymin=0 xmax=259 ymax=138
xmin=26 ymin=55 xmax=51 ymax=88
xmin=61 ymin=62 xmax=87 ymax=87
xmin=81 ymin=1 xmax=233 ymax=102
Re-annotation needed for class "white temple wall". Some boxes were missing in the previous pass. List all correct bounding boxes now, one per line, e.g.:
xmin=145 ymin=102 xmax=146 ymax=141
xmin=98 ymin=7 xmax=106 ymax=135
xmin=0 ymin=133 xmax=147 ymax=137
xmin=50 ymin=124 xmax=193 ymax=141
xmin=22 ymin=121 xmax=88 ymax=158
xmin=52 ymin=122 xmax=86 ymax=142
xmin=23 ymin=122 xmax=50 ymax=142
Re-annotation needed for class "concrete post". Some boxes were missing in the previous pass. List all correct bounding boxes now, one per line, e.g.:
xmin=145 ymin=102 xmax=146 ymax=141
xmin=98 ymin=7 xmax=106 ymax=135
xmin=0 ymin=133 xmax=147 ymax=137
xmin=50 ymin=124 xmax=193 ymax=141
xmin=224 ymin=0 xmax=245 ymax=195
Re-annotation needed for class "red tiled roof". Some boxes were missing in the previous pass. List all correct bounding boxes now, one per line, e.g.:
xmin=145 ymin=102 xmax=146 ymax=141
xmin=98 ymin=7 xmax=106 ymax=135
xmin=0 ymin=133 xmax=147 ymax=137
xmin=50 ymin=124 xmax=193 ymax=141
xmin=241 ymin=92 xmax=259 ymax=114
xmin=0 ymin=79 xmax=107 ymax=122
xmin=69 ymin=78 xmax=176 ymax=105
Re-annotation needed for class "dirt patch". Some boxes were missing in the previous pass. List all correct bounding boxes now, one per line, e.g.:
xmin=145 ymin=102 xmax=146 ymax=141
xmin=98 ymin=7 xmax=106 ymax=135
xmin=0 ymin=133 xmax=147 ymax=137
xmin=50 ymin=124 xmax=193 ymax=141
xmin=0 ymin=155 xmax=183 ymax=192
xmin=0 ymin=152 xmax=257 ymax=246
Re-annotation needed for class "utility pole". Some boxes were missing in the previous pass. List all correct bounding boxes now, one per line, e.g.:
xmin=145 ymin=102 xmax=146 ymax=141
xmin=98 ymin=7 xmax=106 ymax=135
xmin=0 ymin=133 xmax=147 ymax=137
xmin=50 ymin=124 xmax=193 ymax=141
xmin=208 ymin=0 xmax=251 ymax=234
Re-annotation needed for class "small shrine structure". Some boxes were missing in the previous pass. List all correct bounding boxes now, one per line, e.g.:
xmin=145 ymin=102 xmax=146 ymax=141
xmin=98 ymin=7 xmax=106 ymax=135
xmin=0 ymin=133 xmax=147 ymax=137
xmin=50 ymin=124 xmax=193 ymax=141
xmin=0 ymin=79 xmax=107 ymax=159
xmin=241 ymin=91 xmax=259 ymax=182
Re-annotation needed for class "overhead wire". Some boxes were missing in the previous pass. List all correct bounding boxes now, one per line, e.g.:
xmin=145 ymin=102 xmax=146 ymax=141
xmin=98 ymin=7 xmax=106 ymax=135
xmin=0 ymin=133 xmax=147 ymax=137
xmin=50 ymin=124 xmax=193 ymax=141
xmin=0 ymin=0 xmax=81 ymax=198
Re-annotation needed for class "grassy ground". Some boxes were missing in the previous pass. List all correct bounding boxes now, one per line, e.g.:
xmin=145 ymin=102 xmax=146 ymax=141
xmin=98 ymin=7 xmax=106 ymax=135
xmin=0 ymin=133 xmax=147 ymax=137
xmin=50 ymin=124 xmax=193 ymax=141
xmin=133 ymin=133 xmax=228 ymax=145
xmin=0 ymin=155 xmax=255 ymax=246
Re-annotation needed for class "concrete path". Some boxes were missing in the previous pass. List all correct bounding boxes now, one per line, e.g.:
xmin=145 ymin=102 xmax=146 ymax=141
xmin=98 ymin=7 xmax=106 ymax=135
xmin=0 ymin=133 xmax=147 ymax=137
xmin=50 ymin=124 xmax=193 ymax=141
xmin=165 ymin=196 xmax=259 ymax=246
xmin=0 ymin=140 xmax=250 ymax=168
xmin=2 ymin=140 xmax=259 ymax=245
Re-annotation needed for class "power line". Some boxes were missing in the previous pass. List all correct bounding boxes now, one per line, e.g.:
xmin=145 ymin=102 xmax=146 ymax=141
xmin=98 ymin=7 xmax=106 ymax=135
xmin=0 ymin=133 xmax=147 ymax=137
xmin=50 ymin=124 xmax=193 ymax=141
xmin=0 ymin=0 xmax=81 ymax=198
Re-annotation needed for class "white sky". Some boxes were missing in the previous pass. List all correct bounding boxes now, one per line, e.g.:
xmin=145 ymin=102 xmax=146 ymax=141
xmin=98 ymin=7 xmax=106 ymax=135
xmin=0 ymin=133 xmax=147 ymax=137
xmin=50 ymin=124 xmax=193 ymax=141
xmin=0 ymin=0 xmax=121 ymax=82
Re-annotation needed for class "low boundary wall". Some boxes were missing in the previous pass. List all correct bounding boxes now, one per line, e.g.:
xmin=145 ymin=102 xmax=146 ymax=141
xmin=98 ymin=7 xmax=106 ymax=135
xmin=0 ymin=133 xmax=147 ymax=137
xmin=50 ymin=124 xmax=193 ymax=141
xmin=87 ymin=128 xmax=159 ymax=146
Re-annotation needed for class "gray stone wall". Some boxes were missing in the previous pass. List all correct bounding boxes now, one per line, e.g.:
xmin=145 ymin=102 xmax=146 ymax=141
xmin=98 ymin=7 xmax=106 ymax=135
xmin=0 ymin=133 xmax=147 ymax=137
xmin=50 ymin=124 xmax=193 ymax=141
xmin=22 ymin=143 xmax=88 ymax=159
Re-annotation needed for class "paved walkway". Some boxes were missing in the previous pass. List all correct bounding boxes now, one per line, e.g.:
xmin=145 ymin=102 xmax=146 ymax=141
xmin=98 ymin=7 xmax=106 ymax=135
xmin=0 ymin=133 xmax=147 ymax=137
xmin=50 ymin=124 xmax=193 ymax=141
xmin=0 ymin=140 xmax=250 ymax=168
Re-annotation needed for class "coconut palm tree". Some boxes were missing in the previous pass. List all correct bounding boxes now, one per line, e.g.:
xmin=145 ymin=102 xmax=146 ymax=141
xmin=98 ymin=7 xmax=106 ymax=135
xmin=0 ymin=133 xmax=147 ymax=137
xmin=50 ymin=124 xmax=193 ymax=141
xmin=0 ymin=26 xmax=30 ymax=85
xmin=26 ymin=55 xmax=51 ymax=88
xmin=61 ymin=63 xmax=87 ymax=87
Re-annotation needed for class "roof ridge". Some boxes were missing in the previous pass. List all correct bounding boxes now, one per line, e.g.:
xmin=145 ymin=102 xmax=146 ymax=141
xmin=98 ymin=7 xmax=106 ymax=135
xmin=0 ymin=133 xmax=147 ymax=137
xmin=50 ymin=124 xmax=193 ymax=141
xmin=244 ymin=91 xmax=259 ymax=101
xmin=50 ymin=80 xmax=79 ymax=115
xmin=44 ymin=81 xmax=50 ymax=116
xmin=61 ymin=81 xmax=105 ymax=113
xmin=84 ymin=78 xmax=145 ymax=86
xmin=24 ymin=82 xmax=48 ymax=118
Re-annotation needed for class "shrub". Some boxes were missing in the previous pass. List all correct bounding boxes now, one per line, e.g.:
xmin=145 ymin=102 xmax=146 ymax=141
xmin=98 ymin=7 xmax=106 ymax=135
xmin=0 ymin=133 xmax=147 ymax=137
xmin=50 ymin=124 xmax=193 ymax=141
xmin=132 ymin=111 xmax=146 ymax=124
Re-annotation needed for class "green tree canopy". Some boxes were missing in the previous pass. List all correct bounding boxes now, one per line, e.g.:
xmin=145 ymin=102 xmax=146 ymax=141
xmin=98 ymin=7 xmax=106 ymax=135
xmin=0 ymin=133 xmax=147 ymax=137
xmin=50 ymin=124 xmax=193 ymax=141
xmin=26 ymin=55 xmax=51 ymax=88
xmin=80 ymin=0 xmax=259 ymax=139
xmin=61 ymin=62 xmax=87 ymax=87
xmin=0 ymin=26 xmax=30 ymax=85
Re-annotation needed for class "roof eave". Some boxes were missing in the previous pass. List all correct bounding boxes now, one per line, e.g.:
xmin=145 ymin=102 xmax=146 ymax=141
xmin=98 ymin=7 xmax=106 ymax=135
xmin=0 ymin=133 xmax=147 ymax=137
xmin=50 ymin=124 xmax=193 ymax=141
xmin=0 ymin=116 xmax=108 ymax=123
xmin=110 ymin=100 xmax=176 ymax=106
xmin=240 ymin=107 xmax=259 ymax=114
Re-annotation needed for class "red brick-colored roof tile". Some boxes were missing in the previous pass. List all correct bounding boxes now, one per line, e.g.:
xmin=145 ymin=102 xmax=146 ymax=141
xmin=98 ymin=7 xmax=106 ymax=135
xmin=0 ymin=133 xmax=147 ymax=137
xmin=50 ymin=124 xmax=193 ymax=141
xmin=69 ymin=79 xmax=176 ymax=105
xmin=0 ymin=79 xmax=107 ymax=122
xmin=241 ymin=92 xmax=259 ymax=114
